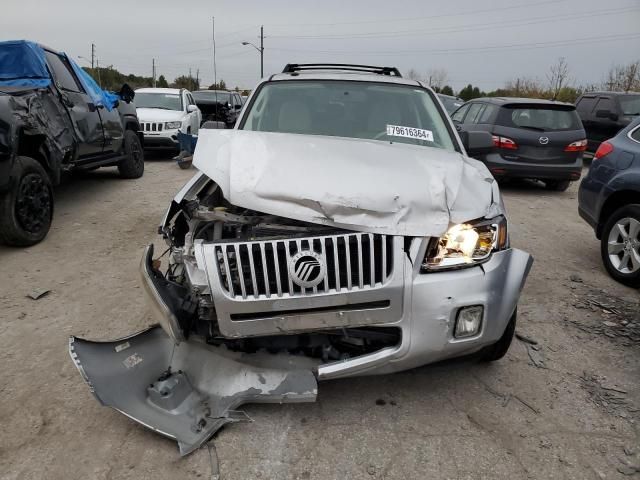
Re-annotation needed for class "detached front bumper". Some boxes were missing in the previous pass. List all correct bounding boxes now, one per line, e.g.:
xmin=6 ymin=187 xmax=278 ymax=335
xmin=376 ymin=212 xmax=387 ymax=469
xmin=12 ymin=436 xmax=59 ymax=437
xmin=70 ymin=243 xmax=532 ymax=455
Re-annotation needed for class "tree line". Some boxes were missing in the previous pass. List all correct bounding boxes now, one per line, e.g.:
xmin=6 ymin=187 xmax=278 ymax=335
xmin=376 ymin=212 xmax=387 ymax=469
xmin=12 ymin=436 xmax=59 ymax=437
xmin=407 ymin=59 xmax=640 ymax=102
xmin=83 ymin=66 xmax=249 ymax=95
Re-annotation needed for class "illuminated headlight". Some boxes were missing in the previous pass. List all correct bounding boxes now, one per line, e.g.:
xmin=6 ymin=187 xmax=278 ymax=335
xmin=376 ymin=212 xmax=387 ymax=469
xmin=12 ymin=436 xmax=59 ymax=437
xmin=422 ymin=216 xmax=508 ymax=272
xmin=165 ymin=121 xmax=182 ymax=129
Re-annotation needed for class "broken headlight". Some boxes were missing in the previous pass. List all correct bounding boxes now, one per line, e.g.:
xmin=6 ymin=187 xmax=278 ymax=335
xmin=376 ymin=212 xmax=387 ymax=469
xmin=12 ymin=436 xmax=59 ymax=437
xmin=422 ymin=216 xmax=508 ymax=272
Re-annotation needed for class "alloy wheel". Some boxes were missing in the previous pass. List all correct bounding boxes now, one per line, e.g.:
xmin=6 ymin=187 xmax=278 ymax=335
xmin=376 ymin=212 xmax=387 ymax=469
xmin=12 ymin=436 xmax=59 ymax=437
xmin=607 ymin=217 xmax=640 ymax=274
xmin=15 ymin=173 xmax=51 ymax=234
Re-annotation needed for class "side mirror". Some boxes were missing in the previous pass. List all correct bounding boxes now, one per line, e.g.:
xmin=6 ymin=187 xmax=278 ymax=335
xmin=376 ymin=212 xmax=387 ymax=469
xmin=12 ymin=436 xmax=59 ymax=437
xmin=460 ymin=131 xmax=494 ymax=156
xmin=187 ymin=104 xmax=198 ymax=113
xmin=595 ymin=109 xmax=618 ymax=121
xmin=234 ymin=104 xmax=241 ymax=110
xmin=119 ymin=83 xmax=135 ymax=103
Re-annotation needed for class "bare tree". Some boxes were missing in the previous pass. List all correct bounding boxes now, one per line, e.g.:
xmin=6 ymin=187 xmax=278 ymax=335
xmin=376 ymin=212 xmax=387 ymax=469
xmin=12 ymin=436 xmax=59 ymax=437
xmin=547 ymin=57 xmax=570 ymax=101
xmin=426 ymin=68 xmax=448 ymax=90
xmin=622 ymin=61 xmax=639 ymax=92
xmin=504 ymin=77 xmax=544 ymax=98
xmin=406 ymin=69 xmax=423 ymax=82
xmin=602 ymin=61 xmax=639 ymax=92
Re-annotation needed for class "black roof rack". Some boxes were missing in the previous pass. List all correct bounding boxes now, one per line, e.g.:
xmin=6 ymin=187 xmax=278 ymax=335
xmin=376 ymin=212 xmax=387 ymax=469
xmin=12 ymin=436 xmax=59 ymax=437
xmin=282 ymin=63 xmax=402 ymax=77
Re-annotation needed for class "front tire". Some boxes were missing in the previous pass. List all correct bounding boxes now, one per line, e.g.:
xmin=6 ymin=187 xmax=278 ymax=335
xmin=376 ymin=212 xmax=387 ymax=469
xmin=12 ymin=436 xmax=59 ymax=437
xmin=600 ymin=204 xmax=640 ymax=287
xmin=479 ymin=308 xmax=517 ymax=362
xmin=0 ymin=156 xmax=53 ymax=246
xmin=118 ymin=130 xmax=144 ymax=179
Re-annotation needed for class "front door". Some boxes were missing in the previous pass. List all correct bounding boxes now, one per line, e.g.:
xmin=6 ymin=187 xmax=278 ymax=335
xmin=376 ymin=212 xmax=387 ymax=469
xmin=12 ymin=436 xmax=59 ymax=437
xmin=44 ymin=50 xmax=104 ymax=158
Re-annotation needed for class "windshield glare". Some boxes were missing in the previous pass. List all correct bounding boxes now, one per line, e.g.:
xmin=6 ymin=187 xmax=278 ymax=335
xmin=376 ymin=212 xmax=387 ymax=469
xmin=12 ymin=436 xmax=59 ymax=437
xmin=135 ymin=92 xmax=182 ymax=111
xmin=241 ymin=80 xmax=456 ymax=151
xmin=620 ymin=95 xmax=640 ymax=116
xmin=498 ymin=106 xmax=581 ymax=131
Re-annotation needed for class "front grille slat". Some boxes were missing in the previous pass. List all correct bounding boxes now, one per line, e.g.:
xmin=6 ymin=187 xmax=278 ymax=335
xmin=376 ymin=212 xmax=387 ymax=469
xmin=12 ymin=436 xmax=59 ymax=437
xmin=248 ymin=245 xmax=259 ymax=299
xmin=215 ymin=233 xmax=393 ymax=299
xmin=259 ymin=243 xmax=271 ymax=297
xmin=234 ymin=244 xmax=247 ymax=299
xmin=357 ymin=234 xmax=364 ymax=289
xmin=369 ymin=233 xmax=375 ymax=287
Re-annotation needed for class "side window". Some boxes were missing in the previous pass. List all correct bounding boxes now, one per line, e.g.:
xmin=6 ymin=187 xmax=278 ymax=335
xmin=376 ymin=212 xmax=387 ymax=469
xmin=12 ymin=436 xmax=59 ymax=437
xmin=235 ymin=94 xmax=242 ymax=107
xmin=465 ymin=103 xmax=485 ymax=124
xmin=451 ymin=104 xmax=470 ymax=123
xmin=187 ymin=93 xmax=195 ymax=106
xmin=478 ymin=104 xmax=497 ymax=124
xmin=576 ymin=97 xmax=597 ymax=114
xmin=44 ymin=51 xmax=82 ymax=93
xmin=630 ymin=126 xmax=640 ymax=142
xmin=595 ymin=97 xmax=614 ymax=113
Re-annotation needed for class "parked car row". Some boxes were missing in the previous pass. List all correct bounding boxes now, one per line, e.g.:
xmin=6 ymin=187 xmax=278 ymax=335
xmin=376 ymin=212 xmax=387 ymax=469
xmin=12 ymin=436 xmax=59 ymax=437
xmin=134 ymin=87 xmax=247 ymax=151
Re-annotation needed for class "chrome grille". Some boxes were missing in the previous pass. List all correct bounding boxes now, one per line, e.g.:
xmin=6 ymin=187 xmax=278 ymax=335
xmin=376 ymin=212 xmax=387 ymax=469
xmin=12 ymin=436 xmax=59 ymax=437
xmin=213 ymin=233 xmax=393 ymax=299
xmin=142 ymin=122 xmax=163 ymax=132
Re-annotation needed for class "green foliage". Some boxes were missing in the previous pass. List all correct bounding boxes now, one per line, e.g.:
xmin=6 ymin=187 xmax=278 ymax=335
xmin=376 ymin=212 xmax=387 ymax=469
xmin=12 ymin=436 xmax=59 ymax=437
xmin=208 ymin=79 xmax=227 ymax=90
xmin=440 ymin=85 xmax=454 ymax=96
xmin=83 ymin=66 xmax=154 ymax=91
xmin=458 ymin=84 xmax=486 ymax=101
xmin=157 ymin=75 xmax=169 ymax=88
xmin=172 ymin=75 xmax=199 ymax=90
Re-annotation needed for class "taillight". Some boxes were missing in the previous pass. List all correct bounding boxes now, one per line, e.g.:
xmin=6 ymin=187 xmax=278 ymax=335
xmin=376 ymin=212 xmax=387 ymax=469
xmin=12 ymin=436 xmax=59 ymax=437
xmin=593 ymin=141 xmax=614 ymax=160
xmin=491 ymin=135 xmax=518 ymax=150
xmin=564 ymin=139 xmax=587 ymax=152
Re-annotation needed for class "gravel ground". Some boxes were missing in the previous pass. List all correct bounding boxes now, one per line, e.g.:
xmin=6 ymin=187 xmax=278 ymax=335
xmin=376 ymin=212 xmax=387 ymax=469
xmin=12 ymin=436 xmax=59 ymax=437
xmin=0 ymin=157 xmax=638 ymax=480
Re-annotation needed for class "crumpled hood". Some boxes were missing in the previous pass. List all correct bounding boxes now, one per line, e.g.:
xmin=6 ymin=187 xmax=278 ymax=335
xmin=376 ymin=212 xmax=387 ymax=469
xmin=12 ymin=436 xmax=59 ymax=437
xmin=192 ymin=130 xmax=502 ymax=237
xmin=136 ymin=107 xmax=185 ymax=123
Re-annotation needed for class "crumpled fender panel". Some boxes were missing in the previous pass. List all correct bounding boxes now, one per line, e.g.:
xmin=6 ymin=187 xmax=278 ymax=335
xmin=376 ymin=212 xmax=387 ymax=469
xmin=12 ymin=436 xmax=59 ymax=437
xmin=69 ymin=326 xmax=317 ymax=455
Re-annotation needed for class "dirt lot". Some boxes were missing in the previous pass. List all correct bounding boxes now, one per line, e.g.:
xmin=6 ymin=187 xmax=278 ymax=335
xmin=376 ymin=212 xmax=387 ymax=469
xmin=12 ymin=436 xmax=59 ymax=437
xmin=1 ymin=157 xmax=638 ymax=480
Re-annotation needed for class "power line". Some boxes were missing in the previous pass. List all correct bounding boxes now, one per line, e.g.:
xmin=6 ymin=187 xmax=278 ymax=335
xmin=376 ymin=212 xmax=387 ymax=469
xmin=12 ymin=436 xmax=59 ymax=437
xmin=265 ymin=0 xmax=567 ymax=27
xmin=266 ymin=32 xmax=640 ymax=56
xmin=267 ymin=5 xmax=639 ymax=40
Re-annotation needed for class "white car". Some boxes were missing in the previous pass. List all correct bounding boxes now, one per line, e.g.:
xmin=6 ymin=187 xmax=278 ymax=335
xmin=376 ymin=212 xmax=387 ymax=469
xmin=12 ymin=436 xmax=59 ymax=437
xmin=135 ymin=88 xmax=202 ymax=150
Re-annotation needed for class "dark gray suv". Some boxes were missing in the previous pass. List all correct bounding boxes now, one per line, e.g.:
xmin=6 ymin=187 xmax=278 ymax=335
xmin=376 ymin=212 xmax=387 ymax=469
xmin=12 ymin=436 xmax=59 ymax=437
xmin=452 ymin=97 xmax=586 ymax=191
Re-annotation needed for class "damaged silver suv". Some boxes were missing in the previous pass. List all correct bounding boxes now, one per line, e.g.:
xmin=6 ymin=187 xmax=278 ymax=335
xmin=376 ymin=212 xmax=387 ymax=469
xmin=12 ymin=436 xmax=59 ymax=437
xmin=70 ymin=64 xmax=533 ymax=455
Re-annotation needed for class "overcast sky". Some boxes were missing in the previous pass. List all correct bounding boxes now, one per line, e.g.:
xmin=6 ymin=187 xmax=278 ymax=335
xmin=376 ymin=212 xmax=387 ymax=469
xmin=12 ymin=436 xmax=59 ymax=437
xmin=2 ymin=0 xmax=639 ymax=91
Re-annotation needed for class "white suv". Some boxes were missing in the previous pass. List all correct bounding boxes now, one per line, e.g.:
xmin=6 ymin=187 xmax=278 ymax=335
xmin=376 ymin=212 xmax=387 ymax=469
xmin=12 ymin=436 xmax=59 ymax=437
xmin=134 ymin=87 xmax=201 ymax=149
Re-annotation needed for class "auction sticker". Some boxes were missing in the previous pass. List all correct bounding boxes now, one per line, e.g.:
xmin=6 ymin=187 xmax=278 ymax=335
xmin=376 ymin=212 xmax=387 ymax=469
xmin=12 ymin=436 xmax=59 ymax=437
xmin=386 ymin=125 xmax=433 ymax=142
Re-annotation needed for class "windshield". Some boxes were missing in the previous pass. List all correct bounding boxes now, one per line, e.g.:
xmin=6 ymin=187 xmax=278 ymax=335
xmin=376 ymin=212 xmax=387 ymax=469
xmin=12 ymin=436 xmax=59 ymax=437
xmin=497 ymin=105 xmax=582 ymax=131
xmin=192 ymin=91 xmax=231 ymax=104
xmin=620 ymin=95 xmax=640 ymax=116
xmin=135 ymin=92 xmax=182 ymax=111
xmin=438 ymin=95 xmax=464 ymax=114
xmin=241 ymin=80 xmax=456 ymax=151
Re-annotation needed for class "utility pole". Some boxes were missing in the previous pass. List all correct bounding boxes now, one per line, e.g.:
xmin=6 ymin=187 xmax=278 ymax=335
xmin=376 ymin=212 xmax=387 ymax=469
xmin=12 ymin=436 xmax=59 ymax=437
xmin=91 ymin=43 xmax=95 ymax=69
xmin=96 ymin=59 xmax=101 ymax=88
xmin=152 ymin=58 xmax=156 ymax=88
xmin=189 ymin=67 xmax=192 ymax=90
xmin=196 ymin=69 xmax=199 ymax=90
xmin=260 ymin=25 xmax=264 ymax=79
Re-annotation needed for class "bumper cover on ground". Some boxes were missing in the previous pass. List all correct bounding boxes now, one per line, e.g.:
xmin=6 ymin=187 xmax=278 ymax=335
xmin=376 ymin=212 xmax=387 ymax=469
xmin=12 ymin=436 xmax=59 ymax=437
xmin=69 ymin=326 xmax=317 ymax=456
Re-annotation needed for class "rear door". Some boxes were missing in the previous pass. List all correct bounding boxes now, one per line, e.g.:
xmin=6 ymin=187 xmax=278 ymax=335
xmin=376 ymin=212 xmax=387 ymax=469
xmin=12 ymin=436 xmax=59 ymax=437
xmin=44 ymin=50 xmax=104 ymax=158
xmin=575 ymin=95 xmax=598 ymax=150
xmin=493 ymin=103 xmax=585 ymax=165
xmin=591 ymin=96 xmax=621 ymax=145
